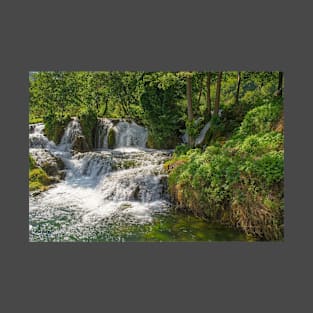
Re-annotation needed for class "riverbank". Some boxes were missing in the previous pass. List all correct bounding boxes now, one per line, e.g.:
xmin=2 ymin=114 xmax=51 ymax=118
xmin=165 ymin=102 xmax=284 ymax=241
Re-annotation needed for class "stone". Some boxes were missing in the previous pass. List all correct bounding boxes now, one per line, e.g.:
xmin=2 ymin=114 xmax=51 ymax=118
xmin=72 ymin=135 xmax=89 ymax=153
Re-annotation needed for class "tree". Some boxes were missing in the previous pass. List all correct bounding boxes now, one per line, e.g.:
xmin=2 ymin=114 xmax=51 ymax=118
xmin=140 ymin=72 xmax=184 ymax=148
xmin=186 ymin=76 xmax=194 ymax=121
xmin=277 ymin=72 xmax=283 ymax=97
xmin=186 ymin=74 xmax=195 ymax=146
xmin=213 ymin=72 xmax=222 ymax=117
xmin=235 ymin=71 xmax=241 ymax=105
xmin=205 ymin=72 xmax=212 ymax=121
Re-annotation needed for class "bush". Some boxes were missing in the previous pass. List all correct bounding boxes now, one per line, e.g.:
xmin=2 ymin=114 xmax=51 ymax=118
xmin=245 ymin=151 xmax=284 ymax=187
xmin=237 ymin=132 xmax=283 ymax=155
xmin=239 ymin=102 xmax=283 ymax=137
xmin=174 ymin=144 xmax=190 ymax=157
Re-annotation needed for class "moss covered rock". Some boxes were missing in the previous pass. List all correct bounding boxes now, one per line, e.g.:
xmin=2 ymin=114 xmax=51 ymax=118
xmin=72 ymin=135 xmax=89 ymax=153
xmin=108 ymin=128 xmax=116 ymax=149
xmin=43 ymin=113 xmax=71 ymax=144
xmin=78 ymin=107 xmax=98 ymax=149
xmin=29 ymin=167 xmax=53 ymax=191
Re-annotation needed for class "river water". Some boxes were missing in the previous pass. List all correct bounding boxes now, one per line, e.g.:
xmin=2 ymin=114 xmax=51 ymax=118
xmin=29 ymin=119 xmax=246 ymax=242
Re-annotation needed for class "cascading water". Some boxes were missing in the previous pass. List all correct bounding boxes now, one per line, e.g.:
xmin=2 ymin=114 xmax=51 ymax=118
xmin=114 ymin=121 xmax=148 ymax=148
xmin=29 ymin=118 xmax=172 ymax=242
xmin=94 ymin=118 xmax=113 ymax=149
xmin=94 ymin=118 xmax=148 ymax=149
xmin=29 ymin=117 xmax=247 ymax=242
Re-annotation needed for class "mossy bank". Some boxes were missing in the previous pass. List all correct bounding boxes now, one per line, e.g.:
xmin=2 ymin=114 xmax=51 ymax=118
xmin=165 ymin=101 xmax=284 ymax=241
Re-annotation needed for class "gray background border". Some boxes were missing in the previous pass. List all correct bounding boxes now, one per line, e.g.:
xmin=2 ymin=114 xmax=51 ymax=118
xmin=1 ymin=0 xmax=311 ymax=312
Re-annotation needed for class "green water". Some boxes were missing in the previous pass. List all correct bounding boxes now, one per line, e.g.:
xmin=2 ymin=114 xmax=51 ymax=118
xmin=90 ymin=211 xmax=248 ymax=242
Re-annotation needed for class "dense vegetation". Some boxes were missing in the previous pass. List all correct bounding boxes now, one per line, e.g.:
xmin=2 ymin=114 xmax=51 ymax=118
xmin=29 ymin=71 xmax=284 ymax=240
xmin=164 ymin=100 xmax=284 ymax=240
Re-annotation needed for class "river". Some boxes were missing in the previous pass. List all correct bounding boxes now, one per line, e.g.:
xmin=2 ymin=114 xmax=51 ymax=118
xmin=29 ymin=119 xmax=246 ymax=242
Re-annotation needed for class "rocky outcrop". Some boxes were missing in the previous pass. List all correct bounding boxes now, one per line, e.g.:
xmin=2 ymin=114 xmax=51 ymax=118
xmin=71 ymin=135 xmax=89 ymax=153
xmin=29 ymin=148 xmax=66 ymax=180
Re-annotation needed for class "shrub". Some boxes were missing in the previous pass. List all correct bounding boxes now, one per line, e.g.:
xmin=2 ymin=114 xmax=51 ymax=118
xmin=237 ymin=132 xmax=283 ymax=156
xmin=174 ymin=144 xmax=190 ymax=157
xmin=246 ymin=151 xmax=284 ymax=187
xmin=239 ymin=102 xmax=283 ymax=137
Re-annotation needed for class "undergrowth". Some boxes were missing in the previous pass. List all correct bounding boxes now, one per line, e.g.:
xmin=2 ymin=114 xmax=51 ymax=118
xmin=165 ymin=101 xmax=284 ymax=240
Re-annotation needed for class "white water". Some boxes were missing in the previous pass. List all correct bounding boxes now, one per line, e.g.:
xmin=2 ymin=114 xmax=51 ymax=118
xmin=195 ymin=121 xmax=211 ymax=146
xmin=114 ymin=121 xmax=148 ymax=148
xmin=94 ymin=118 xmax=113 ymax=149
xmin=29 ymin=119 xmax=171 ymax=242
xmin=182 ymin=110 xmax=222 ymax=145
xmin=94 ymin=118 xmax=148 ymax=149
xmin=58 ymin=117 xmax=84 ymax=151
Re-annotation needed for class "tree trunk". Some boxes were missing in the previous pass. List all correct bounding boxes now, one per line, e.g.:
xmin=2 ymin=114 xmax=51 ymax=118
xmin=277 ymin=72 xmax=283 ymax=97
xmin=235 ymin=71 xmax=241 ymax=105
xmin=198 ymin=75 xmax=204 ymax=104
xmin=103 ymin=98 xmax=108 ymax=116
xmin=186 ymin=76 xmax=194 ymax=146
xmin=187 ymin=76 xmax=194 ymax=121
xmin=206 ymin=72 xmax=212 ymax=121
xmin=213 ymin=72 xmax=222 ymax=117
xmin=120 ymin=102 xmax=129 ymax=117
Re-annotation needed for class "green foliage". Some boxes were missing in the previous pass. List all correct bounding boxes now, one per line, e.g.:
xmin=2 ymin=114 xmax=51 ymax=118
xmin=140 ymin=74 xmax=185 ymax=148
xmin=29 ymin=114 xmax=43 ymax=124
xmin=29 ymin=155 xmax=36 ymax=170
xmin=237 ymin=132 xmax=283 ymax=155
xmin=239 ymin=102 xmax=283 ymax=137
xmin=43 ymin=111 xmax=71 ymax=144
xmin=78 ymin=106 xmax=98 ymax=149
xmin=244 ymin=151 xmax=284 ymax=187
xmin=174 ymin=144 xmax=190 ymax=157
xmin=167 ymin=101 xmax=284 ymax=240
xmin=186 ymin=119 xmax=201 ymax=138
xmin=29 ymin=71 xmax=283 ymax=150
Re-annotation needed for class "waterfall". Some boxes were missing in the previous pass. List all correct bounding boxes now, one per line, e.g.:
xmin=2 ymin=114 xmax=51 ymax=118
xmin=114 ymin=121 xmax=148 ymax=148
xmin=58 ymin=117 xmax=84 ymax=151
xmin=29 ymin=118 xmax=172 ymax=242
xmin=94 ymin=118 xmax=114 ymax=149
xmin=29 ymin=123 xmax=55 ymax=150
xmin=94 ymin=118 xmax=148 ymax=149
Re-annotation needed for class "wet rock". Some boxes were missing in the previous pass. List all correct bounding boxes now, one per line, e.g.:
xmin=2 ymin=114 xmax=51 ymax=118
xmin=29 ymin=125 xmax=35 ymax=133
xmin=55 ymin=156 xmax=65 ymax=170
xmin=108 ymin=128 xmax=116 ymax=149
xmin=59 ymin=170 xmax=67 ymax=180
xmin=30 ymin=149 xmax=66 ymax=180
xmin=72 ymin=135 xmax=89 ymax=153
xmin=41 ymin=161 xmax=59 ymax=176
xmin=133 ymin=185 xmax=140 ymax=200
xmin=119 ymin=203 xmax=132 ymax=210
